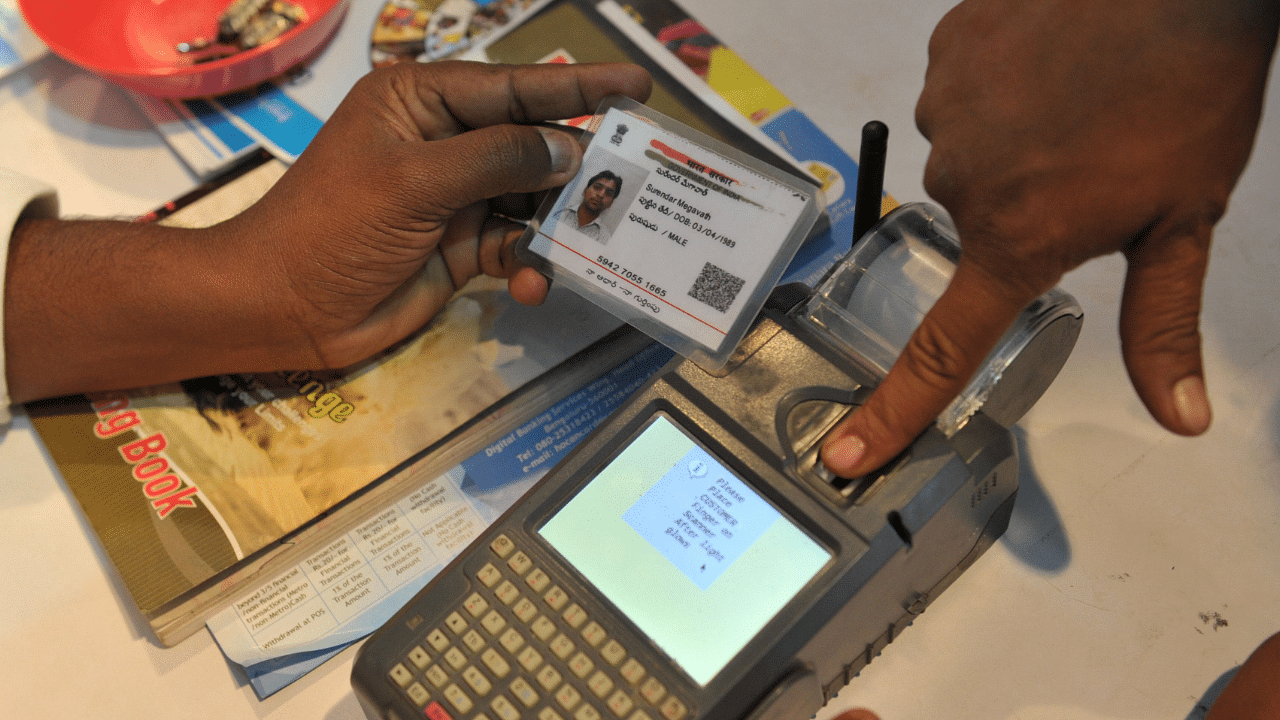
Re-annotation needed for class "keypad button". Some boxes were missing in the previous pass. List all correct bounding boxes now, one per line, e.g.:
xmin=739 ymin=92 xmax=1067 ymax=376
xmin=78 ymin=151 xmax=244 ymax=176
xmin=543 ymin=585 xmax=569 ymax=611
xmin=536 ymin=663 xmax=564 ymax=692
xmin=659 ymin=697 xmax=688 ymax=720
xmin=424 ymin=700 xmax=454 ymax=720
xmin=575 ymin=703 xmax=603 ymax=720
xmin=510 ymin=677 xmax=540 ymax=708
xmin=426 ymin=664 xmax=449 ymax=688
xmin=581 ymin=621 xmax=607 ymax=647
xmin=640 ymin=678 xmax=666 ymax=704
xmin=463 ymin=629 xmax=487 ymax=653
xmin=406 ymin=681 xmax=431 ymax=706
xmin=464 ymin=593 xmax=490 ymax=618
xmin=489 ymin=534 xmax=515 ymax=558
xmin=445 ymin=612 xmax=468 ymax=635
xmin=444 ymin=646 xmax=468 ymax=670
xmin=628 ymin=710 xmax=654 ymax=720
xmin=463 ymin=665 xmax=493 ymax=696
xmin=568 ymin=652 xmax=595 ymax=679
xmin=525 ymin=568 xmax=551 ymax=593
xmin=443 ymin=683 xmax=474 ymax=714
xmin=481 ymin=647 xmax=511 ymax=678
xmin=507 ymin=551 xmax=533 ymax=576
xmin=428 ymin=628 xmax=451 ymax=652
xmin=531 ymin=615 xmax=557 ymax=641
xmin=619 ymin=658 xmax=646 ymax=686
xmin=587 ymin=671 xmax=614 ymax=699
xmin=409 ymin=645 xmax=432 ymax=669
xmin=538 ymin=708 xmax=565 ymax=720
xmin=606 ymin=690 xmax=635 ymax=718
xmin=513 ymin=597 xmax=538 ymax=623
xmin=555 ymin=683 xmax=583 ymax=711
xmin=494 ymin=580 xmax=521 ymax=605
xmin=389 ymin=663 xmax=413 ymax=687
xmin=549 ymin=633 xmax=576 ymax=660
xmin=490 ymin=695 xmax=520 ymax=720
xmin=481 ymin=610 xmax=508 ymax=635
xmin=562 ymin=603 xmax=588 ymax=629
xmin=477 ymin=563 xmax=503 ymax=588
xmin=517 ymin=645 xmax=544 ymax=672
xmin=600 ymin=640 xmax=626 ymax=667
xmin=498 ymin=627 xmax=525 ymax=654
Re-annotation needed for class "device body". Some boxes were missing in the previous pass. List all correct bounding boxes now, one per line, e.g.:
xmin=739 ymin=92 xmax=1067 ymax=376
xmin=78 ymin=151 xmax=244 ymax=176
xmin=353 ymin=304 xmax=1018 ymax=720
xmin=351 ymin=203 xmax=1080 ymax=720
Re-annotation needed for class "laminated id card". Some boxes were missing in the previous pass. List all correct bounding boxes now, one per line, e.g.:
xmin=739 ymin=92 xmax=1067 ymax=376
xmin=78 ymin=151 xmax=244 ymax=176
xmin=517 ymin=96 xmax=823 ymax=369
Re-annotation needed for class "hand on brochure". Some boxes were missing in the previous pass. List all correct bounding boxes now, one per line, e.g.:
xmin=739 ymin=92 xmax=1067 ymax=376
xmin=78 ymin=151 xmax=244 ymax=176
xmin=5 ymin=61 xmax=651 ymax=403
xmin=821 ymin=0 xmax=1280 ymax=478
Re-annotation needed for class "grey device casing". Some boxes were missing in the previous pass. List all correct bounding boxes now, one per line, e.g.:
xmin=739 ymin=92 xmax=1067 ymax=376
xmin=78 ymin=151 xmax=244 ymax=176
xmin=351 ymin=203 xmax=1083 ymax=720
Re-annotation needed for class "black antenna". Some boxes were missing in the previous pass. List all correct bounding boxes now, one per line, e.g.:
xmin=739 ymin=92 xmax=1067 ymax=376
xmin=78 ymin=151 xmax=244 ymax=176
xmin=851 ymin=120 xmax=888 ymax=248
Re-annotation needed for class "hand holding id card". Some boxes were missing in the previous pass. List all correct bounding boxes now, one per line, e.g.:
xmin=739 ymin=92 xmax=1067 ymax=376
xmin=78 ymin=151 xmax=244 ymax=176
xmin=517 ymin=96 xmax=823 ymax=369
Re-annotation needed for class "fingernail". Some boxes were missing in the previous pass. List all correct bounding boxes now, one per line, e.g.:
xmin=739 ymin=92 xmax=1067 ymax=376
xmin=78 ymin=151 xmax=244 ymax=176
xmin=538 ymin=127 xmax=575 ymax=174
xmin=824 ymin=435 xmax=867 ymax=476
xmin=1172 ymin=375 xmax=1212 ymax=435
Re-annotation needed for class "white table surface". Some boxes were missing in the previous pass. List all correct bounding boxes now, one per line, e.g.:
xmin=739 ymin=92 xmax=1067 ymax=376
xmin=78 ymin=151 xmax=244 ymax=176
xmin=3 ymin=2 xmax=1279 ymax=718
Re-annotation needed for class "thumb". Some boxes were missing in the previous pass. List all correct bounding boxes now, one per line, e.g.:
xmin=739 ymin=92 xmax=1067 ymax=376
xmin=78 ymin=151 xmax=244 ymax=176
xmin=1120 ymin=224 xmax=1213 ymax=435
xmin=820 ymin=261 xmax=1027 ymax=477
xmin=407 ymin=123 xmax=584 ymax=211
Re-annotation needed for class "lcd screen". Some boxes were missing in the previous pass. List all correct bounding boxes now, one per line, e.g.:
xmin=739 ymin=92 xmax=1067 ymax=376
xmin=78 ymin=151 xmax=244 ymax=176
xmin=539 ymin=414 xmax=830 ymax=685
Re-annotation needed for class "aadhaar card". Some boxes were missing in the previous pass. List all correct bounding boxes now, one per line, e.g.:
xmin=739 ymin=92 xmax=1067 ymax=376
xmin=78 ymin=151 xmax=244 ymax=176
xmin=519 ymin=96 xmax=822 ymax=369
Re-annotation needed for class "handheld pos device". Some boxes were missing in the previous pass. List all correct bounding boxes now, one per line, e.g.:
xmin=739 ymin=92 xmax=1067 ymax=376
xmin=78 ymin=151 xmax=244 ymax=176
xmin=352 ymin=105 xmax=1083 ymax=720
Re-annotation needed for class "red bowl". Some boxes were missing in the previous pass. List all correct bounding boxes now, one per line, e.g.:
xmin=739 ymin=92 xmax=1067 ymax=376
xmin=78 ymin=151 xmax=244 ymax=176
xmin=19 ymin=0 xmax=349 ymax=98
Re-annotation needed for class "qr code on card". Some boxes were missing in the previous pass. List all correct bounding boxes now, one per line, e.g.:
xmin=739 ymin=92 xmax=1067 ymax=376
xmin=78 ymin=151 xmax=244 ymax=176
xmin=688 ymin=262 xmax=745 ymax=313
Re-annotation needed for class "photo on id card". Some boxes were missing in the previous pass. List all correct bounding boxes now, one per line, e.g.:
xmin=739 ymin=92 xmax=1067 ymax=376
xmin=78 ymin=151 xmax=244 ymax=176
xmin=519 ymin=96 xmax=822 ymax=369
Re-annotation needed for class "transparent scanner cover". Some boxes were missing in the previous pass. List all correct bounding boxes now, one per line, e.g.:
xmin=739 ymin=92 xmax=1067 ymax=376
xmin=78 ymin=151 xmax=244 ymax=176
xmin=800 ymin=202 xmax=1083 ymax=435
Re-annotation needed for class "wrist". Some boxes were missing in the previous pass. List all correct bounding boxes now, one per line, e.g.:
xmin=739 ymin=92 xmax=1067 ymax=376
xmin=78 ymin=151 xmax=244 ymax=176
xmin=4 ymin=217 xmax=309 ymax=402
